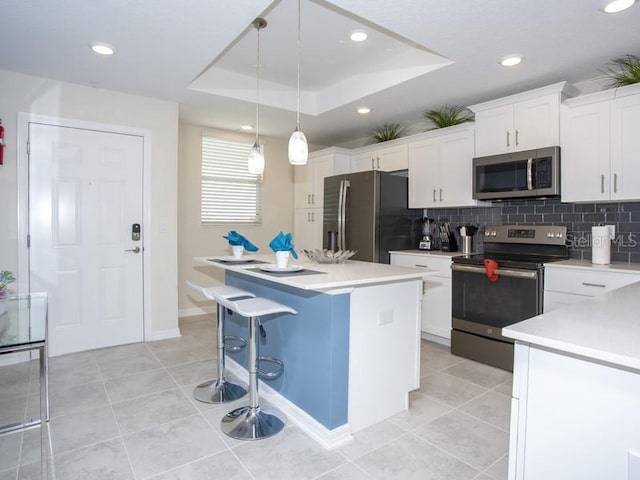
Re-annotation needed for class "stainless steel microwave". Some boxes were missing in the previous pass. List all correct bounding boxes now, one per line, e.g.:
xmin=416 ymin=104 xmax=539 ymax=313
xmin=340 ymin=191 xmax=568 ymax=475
xmin=472 ymin=146 xmax=560 ymax=200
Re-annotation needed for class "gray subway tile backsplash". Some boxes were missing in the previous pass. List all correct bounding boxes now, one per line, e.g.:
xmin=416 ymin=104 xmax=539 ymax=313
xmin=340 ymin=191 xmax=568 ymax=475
xmin=424 ymin=197 xmax=640 ymax=263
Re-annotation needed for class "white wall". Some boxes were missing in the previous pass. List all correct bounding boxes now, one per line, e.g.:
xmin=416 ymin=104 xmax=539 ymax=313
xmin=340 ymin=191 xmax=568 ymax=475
xmin=0 ymin=69 xmax=179 ymax=335
xmin=178 ymin=124 xmax=294 ymax=315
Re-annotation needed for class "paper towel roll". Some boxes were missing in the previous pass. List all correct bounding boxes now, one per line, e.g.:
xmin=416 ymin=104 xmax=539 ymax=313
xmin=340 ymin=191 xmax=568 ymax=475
xmin=592 ymin=226 xmax=612 ymax=265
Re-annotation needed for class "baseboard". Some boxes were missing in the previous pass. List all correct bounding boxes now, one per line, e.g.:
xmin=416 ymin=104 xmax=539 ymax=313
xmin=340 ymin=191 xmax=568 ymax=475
xmin=178 ymin=306 xmax=215 ymax=318
xmin=226 ymin=358 xmax=353 ymax=450
xmin=148 ymin=328 xmax=181 ymax=341
xmin=421 ymin=331 xmax=451 ymax=347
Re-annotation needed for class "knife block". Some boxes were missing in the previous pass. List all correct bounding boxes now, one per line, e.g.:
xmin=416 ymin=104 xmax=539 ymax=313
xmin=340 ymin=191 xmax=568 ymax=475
xmin=441 ymin=232 xmax=458 ymax=252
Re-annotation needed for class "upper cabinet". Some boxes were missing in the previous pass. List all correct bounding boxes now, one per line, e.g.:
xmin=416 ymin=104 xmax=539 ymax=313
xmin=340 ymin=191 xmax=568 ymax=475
xmin=293 ymin=147 xmax=350 ymax=208
xmin=561 ymin=83 xmax=640 ymax=203
xmin=470 ymin=82 xmax=578 ymax=157
xmin=408 ymin=123 xmax=484 ymax=208
xmin=350 ymin=141 xmax=408 ymax=173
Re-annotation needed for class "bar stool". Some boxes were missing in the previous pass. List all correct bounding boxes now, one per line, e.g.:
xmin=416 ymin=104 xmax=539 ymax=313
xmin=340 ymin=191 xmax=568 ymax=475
xmin=215 ymin=296 xmax=297 ymax=440
xmin=186 ymin=281 xmax=255 ymax=403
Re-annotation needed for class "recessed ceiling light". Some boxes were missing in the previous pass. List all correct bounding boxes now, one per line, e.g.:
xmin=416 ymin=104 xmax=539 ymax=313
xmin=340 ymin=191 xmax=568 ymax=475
xmin=350 ymin=31 xmax=368 ymax=42
xmin=500 ymin=55 xmax=523 ymax=67
xmin=240 ymin=125 xmax=253 ymax=131
xmin=90 ymin=42 xmax=115 ymax=56
xmin=602 ymin=0 xmax=635 ymax=13
xmin=357 ymin=107 xmax=371 ymax=114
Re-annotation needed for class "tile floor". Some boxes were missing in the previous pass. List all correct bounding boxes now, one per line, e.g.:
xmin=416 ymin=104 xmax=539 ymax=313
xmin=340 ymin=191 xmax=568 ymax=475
xmin=0 ymin=315 xmax=512 ymax=480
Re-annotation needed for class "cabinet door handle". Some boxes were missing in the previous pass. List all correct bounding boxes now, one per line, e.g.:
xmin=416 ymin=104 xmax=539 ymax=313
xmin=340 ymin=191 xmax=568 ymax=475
xmin=433 ymin=189 xmax=437 ymax=202
xmin=307 ymin=194 xmax=311 ymax=205
xmin=414 ymin=264 xmax=428 ymax=268
xmin=371 ymin=157 xmax=375 ymax=170
xmin=377 ymin=157 xmax=380 ymax=169
xmin=601 ymin=174 xmax=605 ymax=194
xmin=439 ymin=188 xmax=443 ymax=202
xmin=311 ymin=212 xmax=315 ymax=222
xmin=506 ymin=131 xmax=510 ymax=147
xmin=307 ymin=212 xmax=311 ymax=222
xmin=311 ymin=193 xmax=315 ymax=204
xmin=613 ymin=173 xmax=618 ymax=193
xmin=515 ymin=129 xmax=519 ymax=146
xmin=582 ymin=282 xmax=606 ymax=288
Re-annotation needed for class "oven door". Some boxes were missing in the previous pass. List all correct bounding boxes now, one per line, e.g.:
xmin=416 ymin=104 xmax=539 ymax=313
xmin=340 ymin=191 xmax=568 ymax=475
xmin=451 ymin=263 xmax=542 ymax=342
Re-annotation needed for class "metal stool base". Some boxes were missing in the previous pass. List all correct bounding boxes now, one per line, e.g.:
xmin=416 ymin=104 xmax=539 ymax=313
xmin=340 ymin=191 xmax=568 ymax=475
xmin=193 ymin=378 xmax=248 ymax=404
xmin=221 ymin=405 xmax=286 ymax=440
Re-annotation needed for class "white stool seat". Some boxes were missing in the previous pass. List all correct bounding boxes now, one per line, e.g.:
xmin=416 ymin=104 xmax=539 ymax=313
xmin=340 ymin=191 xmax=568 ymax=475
xmin=186 ymin=281 xmax=254 ymax=302
xmin=216 ymin=296 xmax=297 ymax=318
xmin=185 ymin=281 xmax=255 ymax=404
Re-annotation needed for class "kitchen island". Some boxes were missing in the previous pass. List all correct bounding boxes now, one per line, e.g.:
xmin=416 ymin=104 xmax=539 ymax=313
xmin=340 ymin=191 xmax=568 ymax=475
xmin=194 ymin=255 xmax=435 ymax=448
xmin=503 ymin=280 xmax=640 ymax=479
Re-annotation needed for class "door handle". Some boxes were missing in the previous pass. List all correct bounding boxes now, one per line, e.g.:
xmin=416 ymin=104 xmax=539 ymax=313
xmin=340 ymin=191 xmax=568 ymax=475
xmin=601 ymin=174 xmax=605 ymax=194
xmin=125 ymin=246 xmax=141 ymax=254
xmin=613 ymin=173 xmax=618 ymax=193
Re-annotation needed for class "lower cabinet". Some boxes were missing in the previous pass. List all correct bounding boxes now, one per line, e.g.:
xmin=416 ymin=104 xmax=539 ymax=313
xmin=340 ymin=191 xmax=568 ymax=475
xmin=544 ymin=263 xmax=640 ymax=312
xmin=510 ymin=343 xmax=640 ymax=479
xmin=390 ymin=252 xmax=452 ymax=340
xmin=293 ymin=208 xmax=323 ymax=251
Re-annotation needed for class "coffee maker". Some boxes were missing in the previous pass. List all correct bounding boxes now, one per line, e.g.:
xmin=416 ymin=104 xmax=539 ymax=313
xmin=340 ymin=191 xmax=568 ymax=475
xmin=419 ymin=218 xmax=438 ymax=250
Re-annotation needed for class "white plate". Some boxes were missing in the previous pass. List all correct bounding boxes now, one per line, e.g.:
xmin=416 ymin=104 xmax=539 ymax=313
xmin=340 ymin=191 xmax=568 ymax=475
xmin=259 ymin=264 xmax=303 ymax=273
xmin=214 ymin=256 xmax=255 ymax=263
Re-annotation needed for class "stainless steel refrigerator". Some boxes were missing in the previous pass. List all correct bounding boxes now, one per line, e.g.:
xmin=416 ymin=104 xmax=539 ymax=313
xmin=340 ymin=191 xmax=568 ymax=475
xmin=323 ymin=170 xmax=422 ymax=264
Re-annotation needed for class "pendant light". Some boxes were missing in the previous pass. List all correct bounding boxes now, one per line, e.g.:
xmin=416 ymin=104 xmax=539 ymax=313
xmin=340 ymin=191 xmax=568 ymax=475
xmin=288 ymin=0 xmax=308 ymax=166
xmin=248 ymin=18 xmax=267 ymax=175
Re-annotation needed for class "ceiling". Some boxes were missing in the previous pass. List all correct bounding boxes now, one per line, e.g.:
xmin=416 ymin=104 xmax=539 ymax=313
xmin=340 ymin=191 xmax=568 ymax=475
xmin=2 ymin=0 xmax=640 ymax=148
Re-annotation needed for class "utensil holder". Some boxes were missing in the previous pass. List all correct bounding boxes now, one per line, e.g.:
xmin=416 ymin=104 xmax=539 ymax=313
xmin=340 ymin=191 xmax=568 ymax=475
xmin=441 ymin=232 xmax=458 ymax=252
xmin=461 ymin=236 xmax=473 ymax=255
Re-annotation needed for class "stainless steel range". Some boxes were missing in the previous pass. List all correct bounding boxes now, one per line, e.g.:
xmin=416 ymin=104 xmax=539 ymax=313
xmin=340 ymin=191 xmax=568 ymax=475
xmin=450 ymin=224 xmax=569 ymax=371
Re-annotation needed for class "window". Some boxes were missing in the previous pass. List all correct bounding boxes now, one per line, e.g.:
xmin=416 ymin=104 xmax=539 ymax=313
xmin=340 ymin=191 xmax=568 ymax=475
xmin=201 ymin=136 xmax=263 ymax=224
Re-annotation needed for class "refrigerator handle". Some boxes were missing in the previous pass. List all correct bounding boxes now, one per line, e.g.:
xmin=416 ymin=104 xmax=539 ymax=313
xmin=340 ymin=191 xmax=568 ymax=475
xmin=338 ymin=180 xmax=350 ymax=250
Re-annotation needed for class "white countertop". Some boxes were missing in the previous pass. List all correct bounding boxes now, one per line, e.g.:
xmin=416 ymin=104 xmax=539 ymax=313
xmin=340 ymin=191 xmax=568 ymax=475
xmin=389 ymin=250 xmax=467 ymax=258
xmin=195 ymin=255 xmax=437 ymax=291
xmin=545 ymin=259 xmax=640 ymax=274
xmin=503 ymin=280 xmax=640 ymax=372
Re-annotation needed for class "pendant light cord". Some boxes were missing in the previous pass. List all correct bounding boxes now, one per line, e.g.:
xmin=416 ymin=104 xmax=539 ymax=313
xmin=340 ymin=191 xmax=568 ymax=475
xmin=255 ymin=23 xmax=261 ymax=143
xmin=295 ymin=0 xmax=301 ymax=130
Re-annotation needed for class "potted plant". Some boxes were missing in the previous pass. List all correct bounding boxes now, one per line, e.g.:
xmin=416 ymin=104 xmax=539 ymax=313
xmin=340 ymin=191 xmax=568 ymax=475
xmin=423 ymin=105 xmax=474 ymax=130
xmin=0 ymin=270 xmax=15 ymax=315
xmin=368 ymin=122 xmax=407 ymax=143
xmin=603 ymin=54 xmax=640 ymax=88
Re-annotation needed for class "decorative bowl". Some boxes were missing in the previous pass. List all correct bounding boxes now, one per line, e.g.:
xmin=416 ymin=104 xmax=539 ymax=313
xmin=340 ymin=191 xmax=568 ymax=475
xmin=302 ymin=249 xmax=357 ymax=264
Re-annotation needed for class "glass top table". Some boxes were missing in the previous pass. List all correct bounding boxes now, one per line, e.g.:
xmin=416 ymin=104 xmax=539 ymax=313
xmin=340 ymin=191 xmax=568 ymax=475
xmin=0 ymin=292 xmax=49 ymax=478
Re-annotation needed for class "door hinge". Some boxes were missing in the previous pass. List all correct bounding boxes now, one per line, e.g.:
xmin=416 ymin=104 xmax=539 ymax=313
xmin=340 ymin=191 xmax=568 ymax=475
xmin=27 ymin=234 xmax=31 ymax=248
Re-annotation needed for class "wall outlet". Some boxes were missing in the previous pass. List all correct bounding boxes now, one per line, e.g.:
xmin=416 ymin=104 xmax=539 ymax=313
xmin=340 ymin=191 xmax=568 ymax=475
xmin=377 ymin=310 xmax=394 ymax=326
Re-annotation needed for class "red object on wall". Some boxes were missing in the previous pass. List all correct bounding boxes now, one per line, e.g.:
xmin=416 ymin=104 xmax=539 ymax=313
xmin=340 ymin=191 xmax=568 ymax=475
xmin=0 ymin=118 xmax=5 ymax=165
xmin=483 ymin=259 xmax=500 ymax=281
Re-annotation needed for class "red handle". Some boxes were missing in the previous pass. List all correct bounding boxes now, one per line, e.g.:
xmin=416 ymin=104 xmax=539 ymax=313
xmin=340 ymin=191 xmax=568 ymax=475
xmin=483 ymin=259 xmax=500 ymax=282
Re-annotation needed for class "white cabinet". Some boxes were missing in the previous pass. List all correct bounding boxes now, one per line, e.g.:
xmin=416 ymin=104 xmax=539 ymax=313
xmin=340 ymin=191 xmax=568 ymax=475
xmin=544 ymin=263 xmax=640 ymax=312
xmin=294 ymin=148 xmax=350 ymax=208
xmin=293 ymin=148 xmax=350 ymax=250
xmin=293 ymin=209 xmax=322 ymax=251
xmin=350 ymin=142 xmax=408 ymax=173
xmin=408 ymin=124 xmax=482 ymax=208
xmin=561 ymin=83 xmax=640 ymax=202
xmin=390 ymin=253 xmax=452 ymax=340
xmin=470 ymin=82 xmax=577 ymax=157
xmin=509 ymin=343 xmax=640 ymax=479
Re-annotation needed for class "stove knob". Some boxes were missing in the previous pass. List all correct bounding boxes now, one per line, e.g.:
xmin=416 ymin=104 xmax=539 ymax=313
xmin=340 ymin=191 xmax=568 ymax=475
xmin=547 ymin=232 xmax=553 ymax=238
xmin=555 ymin=232 xmax=563 ymax=238
xmin=491 ymin=231 xmax=497 ymax=237
xmin=485 ymin=230 xmax=491 ymax=237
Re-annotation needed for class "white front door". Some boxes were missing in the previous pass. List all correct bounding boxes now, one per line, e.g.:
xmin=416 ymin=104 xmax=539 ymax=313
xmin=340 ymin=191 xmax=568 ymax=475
xmin=28 ymin=123 xmax=144 ymax=356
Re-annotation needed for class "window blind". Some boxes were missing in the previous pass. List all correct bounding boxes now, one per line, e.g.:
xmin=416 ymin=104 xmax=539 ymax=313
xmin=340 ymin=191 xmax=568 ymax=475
xmin=201 ymin=136 xmax=263 ymax=224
